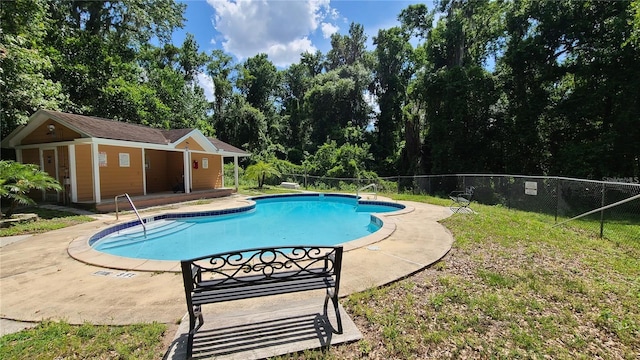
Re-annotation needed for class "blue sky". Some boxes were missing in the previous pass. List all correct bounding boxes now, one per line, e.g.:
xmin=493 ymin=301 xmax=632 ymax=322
xmin=174 ymin=0 xmax=425 ymax=66
xmin=173 ymin=0 xmax=426 ymax=101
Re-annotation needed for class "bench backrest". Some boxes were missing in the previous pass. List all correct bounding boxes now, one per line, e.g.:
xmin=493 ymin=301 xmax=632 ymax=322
xmin=181 ymin=245 xmax=343 ymax=295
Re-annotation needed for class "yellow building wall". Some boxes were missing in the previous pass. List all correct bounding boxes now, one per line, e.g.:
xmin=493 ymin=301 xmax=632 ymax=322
xmin=21 ymin=148 xmax=40 ymax=165
xmin=74 ymin=144 xmax=94 ymax=202
xmin=175 ymin=137 xmax=205 ymax=151
xmin=21 ymin=121 xmax=81 ymax=145
xmin=190 ymin=154 xmax=223 ymax=190
xmin=98 ymin=145 xmax=144 ymax=198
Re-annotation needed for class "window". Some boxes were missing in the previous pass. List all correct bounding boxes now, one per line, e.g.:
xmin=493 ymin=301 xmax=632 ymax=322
xmin=119 ymin=153 xmax=130 ymax=167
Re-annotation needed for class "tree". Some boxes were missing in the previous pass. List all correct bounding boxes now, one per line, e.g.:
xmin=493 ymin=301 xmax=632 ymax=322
xmin=238 ymin=54 xmax=278 ymax=113
xmin=401 ymin=0 xmax=503 ymax=174
xmin=218 ymin=95 xmax=268 ymax=154
xmin=496 ymin=0 xmax=639 ymax=178
xmin=0 ymin=0 xmax=67 ymax=138
xmin=303 ymin=140 xmax=374 ymax=179
xmin=207 ymin=50 xmax=236 ymax=128
xmin=280 ymin=62 xmax=313 ymax=161
xmin=237 ymin=54 xmax=281 ymax=153
xmin=38 ymin=0 xmax=189 ymax=129
xmin=244 ymin=161 xmax=281 ymax=188
xmin=304 ymin=64 xmax=372 ymax=148
xmin=300 ymin=50 xmax=325 ymax=76
xmin=0 ymin=161 xmax=62 ymax=218
xmin=178 ymin=33 xmax=209 ymax=82
xmin=326 ymin=23 xmax=369 ymax=70
xmin=62 ymin=0 xmax=185 ymax=45
xmin=372 ymin=26 xmax=414 ymax=175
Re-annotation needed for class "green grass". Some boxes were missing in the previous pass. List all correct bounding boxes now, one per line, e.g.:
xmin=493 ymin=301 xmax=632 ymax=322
xmin=305 ymin=196 xmax=639 ymax=359
xmin=237 ymin=185 xmax=303 ymax=196
xmin=0 ymin=321 xmax=167 ymax=360
xmin=0 ymin=207 xmax=95 ymax=237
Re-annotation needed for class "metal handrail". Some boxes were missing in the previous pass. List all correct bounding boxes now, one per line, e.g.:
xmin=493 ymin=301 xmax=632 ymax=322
xmin=552 ymin=193 xmax=640 ymax=228
xmin=357 ymin=183 xmax=378 ymax=201
xmin=115 ymin=193 xmax=146 ymax=237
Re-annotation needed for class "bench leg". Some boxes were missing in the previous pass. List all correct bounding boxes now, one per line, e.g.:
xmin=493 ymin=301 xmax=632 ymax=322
xmin=450 ymin=199 xmax=471 ymax=214
xmin=186 ymin=305 xmax=204 ymax=359
xmin=324 ymin=290 xmax=343 ymax=334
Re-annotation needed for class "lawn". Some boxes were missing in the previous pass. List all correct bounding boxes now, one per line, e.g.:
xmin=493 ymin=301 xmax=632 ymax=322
xmin=1 ymin=194 xmax=638 ymax=359
xmin=316 ymin=195 xmax=640 ymax=359
xmin=0 ymin=207 xmax=95 ymax=237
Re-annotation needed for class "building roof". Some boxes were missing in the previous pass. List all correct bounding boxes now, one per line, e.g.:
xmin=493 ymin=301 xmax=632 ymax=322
xmin=43 ymin=110 xmax=171 ymax=144
xmin=208 ymin=137 xmax=249 ymax=155
xmin=2 ymin=110 xmax=250 ymax=157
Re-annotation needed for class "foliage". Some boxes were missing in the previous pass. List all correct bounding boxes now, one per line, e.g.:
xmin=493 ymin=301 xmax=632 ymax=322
xmin=244 ymin=161 xmax=282 ymax=188
xmin=372 ymin=26 xmax=414 ymax=175
xmin=303 ymin=140 xmax=375 ymax=180
xmin=0 ymin=161 xmax=62 ymax=218
xmin=0 ymin=0 xmax=67 ymax=138
xmin=207 ymin=49 xmax=236 ymax=131
xmin=0 ymin=0 xmax=211 ymax=136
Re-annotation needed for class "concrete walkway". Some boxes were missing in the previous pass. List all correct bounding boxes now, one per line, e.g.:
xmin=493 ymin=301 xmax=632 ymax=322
xmin=0 ymin=195 xmax=453 ymax=329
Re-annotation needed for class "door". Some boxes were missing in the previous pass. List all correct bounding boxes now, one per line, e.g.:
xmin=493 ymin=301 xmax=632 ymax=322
xmin=42 ymin=149 xmax=59 ymax=202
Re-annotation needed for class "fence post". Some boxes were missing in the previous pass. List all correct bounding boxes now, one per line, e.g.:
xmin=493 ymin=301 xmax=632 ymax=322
xmin=555 ymin=179 xmax=560 ymax=223
xmin=600 ymin=182 xmax=605 ymax=239
xmin=304 ymin=171 xmax=307 ymax=189
xmin=397 ymin=176 xmax=400 ymax=194
xmin=508 ymin=176 xmax=512 ymax=210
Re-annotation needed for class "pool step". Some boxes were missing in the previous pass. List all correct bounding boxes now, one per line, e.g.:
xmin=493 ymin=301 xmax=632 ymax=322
xmin=95 ymin=220 xmax=194 ymax=250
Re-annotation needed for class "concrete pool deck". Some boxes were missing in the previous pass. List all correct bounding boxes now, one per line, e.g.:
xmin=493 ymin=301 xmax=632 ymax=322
xmin=0 ymin=194 xmax=453 ymax=328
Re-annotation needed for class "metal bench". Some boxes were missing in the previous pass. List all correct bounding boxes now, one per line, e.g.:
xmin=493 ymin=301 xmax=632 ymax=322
xmin=180 ymin=245 xmax=344 ymax=359
xmin=449 ymin=186 xmax=475 ymax=213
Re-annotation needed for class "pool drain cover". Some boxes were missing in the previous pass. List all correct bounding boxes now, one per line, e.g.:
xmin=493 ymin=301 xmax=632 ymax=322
xmin=92 ymin=270 xmax=137 ymax=278
xmin=93 ymin=270 xmax=112 ymax=276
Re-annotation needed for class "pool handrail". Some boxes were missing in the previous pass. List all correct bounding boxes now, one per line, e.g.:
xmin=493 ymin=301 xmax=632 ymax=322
xmin=115 ymin=193 xmax=146 ymax=237
xmin=357 ymin=183 xmax=378 ymax=201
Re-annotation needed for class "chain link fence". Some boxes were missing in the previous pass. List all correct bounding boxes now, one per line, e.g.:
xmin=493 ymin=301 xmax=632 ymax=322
xmin=275 ymin=173 xmax=639 ymax=241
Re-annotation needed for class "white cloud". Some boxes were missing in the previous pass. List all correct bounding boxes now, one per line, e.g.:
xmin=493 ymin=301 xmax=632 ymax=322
xmin=321 ymin=22 xmax=339 ymax=38
xmin=265 ymin=37 xmax=318 ymax=67
xmin=197 ymin=73 xmax=215 ymax=102
xmin=206 ymin=0 xmax=338 ymax=66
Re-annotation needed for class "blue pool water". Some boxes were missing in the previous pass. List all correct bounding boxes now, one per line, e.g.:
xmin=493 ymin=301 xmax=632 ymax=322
xmin=91 ymin=194 xmax=404 ymax=261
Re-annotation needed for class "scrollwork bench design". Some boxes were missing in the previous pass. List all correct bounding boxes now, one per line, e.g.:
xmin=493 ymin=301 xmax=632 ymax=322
xmin=180 ymin=245 xmax=344 ymax=359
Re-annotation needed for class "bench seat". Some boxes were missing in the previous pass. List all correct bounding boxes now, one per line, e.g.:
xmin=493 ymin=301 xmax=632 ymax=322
xmin=192 ymin=274 xmax=336 ymax=304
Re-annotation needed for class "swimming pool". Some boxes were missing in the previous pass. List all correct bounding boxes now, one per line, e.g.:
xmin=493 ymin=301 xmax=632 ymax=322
xmin=90 ymin=194 xmax=405 ymax=261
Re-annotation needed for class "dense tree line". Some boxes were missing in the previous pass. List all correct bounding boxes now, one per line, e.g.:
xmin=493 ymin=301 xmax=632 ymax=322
xmin=2 ymin=0 xmax=639 ymax=180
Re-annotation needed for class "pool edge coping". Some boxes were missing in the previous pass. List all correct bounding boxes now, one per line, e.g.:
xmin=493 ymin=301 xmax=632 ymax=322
xmin=68 ymin=193 xmax=414 ymax=272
